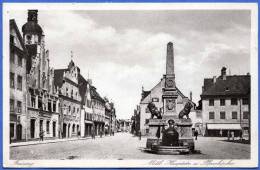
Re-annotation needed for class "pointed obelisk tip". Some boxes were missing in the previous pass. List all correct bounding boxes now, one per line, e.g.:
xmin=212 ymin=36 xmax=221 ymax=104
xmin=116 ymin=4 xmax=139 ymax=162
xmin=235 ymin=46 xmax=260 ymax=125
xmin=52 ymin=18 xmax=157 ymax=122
xmin=167 ymin=42 xmax=173 ymax=46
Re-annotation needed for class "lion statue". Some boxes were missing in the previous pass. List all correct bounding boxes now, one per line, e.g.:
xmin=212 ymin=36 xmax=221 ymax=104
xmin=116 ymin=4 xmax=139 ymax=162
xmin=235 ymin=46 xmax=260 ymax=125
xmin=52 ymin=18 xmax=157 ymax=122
xmin=147 ymin=102 xmax=162 ymax=119
xmin=178 ymin=101 xmax=193 ymax=119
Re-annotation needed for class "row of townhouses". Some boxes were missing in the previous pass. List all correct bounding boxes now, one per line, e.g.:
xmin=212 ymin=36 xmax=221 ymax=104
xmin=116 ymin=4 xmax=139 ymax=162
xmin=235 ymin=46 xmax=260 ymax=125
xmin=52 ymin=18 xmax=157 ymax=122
xmin=132 ymin=43 xmax=250 ymax=138
xmin=10 ymin=10 xmax=117 ymax=142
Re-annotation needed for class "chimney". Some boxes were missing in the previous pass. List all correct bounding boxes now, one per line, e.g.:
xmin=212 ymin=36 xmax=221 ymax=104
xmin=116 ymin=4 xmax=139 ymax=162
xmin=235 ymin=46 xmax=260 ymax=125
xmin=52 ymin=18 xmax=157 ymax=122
xmin=28 ymin=10 xmax=38 ymax=23
xmin=213 ymin=76 xmax=217 ymax=83
xmin=221 ymin=67 xmax=227 ymax=80
xmin=190 ymin=91 xmax=192 ymax=101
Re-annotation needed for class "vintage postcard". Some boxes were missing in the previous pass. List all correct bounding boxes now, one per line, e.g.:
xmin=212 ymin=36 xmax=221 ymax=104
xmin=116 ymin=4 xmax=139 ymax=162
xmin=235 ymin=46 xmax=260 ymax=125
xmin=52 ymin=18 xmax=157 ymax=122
xmin=2 ymin=3 xmax=258 ymax=168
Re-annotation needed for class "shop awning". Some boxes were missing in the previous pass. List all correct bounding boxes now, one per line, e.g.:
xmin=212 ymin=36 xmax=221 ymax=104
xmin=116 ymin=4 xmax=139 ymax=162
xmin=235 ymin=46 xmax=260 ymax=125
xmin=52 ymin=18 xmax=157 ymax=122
xmin=207 ymin=124 xmax=242 ymax=130
xmin=84 ymin=120 xmax=93 ymax=124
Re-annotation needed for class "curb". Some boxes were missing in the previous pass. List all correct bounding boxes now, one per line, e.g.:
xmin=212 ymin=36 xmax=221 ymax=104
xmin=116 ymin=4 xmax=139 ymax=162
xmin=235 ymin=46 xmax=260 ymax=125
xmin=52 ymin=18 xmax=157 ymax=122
xmin=10 ymin=136 xmax=95 ymax=147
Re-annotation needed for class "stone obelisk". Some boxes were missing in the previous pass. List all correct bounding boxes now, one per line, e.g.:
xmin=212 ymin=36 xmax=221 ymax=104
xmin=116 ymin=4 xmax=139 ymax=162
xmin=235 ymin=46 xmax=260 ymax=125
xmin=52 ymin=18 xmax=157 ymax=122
xmin=162 ymin=42 xmax=178 ymax=119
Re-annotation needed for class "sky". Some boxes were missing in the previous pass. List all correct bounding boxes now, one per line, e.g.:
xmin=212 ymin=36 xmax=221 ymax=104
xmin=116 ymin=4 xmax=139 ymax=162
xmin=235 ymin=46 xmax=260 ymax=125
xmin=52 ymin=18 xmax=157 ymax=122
xmin=9 ymin=9 xmax=251 ymax=119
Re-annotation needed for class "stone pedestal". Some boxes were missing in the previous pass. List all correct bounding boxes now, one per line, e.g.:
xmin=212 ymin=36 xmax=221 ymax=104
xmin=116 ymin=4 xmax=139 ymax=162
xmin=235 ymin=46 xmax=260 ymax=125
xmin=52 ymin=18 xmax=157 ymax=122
xmin=146 ymin=119 xmax=167 ymax=149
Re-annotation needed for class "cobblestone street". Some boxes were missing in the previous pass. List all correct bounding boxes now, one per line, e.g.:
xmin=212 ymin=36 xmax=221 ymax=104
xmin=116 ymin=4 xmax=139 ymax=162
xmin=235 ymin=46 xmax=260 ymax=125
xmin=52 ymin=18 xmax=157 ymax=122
xmin=10 ymin=132 xmax=250 ymax=160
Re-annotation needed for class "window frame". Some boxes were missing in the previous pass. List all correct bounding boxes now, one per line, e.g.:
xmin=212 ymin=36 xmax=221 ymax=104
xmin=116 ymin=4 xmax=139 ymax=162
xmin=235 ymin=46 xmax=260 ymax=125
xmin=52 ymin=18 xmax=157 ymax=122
xmin=10 ymin=72 xmax=15 ymax=88
xmin=231 ymin=98 xmax=238 ymax=105
xmin=220 ymin=111 xmax=226 ymax=119
xmin=10 ymin=99 xmax=15 ymax=112
xmin=17 ymin=75 xmax=22 ymax=91
xmin=17 ymin=101 xmax=22 ymax=113
xmin=209 ymin=112 xmax=215 ymax=119
xmin=243 ymin=111 xmax=249 ymax=119
xmin=209 ymin=99 xmax=214 ymax=106
xmin=232 ymin=111 xmax=238 ymax=119
xmin=220 ymin=99 xmax=225 ymax=106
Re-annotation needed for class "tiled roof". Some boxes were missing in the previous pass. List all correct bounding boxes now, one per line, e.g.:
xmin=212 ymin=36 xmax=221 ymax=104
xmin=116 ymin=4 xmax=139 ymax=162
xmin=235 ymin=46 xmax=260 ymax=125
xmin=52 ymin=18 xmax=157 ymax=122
xmin=90 ymin=85 xmax=105 ymax=104
xmin=201 ymin=75 xmax=250 ymax=97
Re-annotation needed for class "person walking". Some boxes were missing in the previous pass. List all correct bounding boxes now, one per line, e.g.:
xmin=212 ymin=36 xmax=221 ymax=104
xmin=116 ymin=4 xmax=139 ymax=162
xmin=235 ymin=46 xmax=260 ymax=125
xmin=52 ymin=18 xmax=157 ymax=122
xmin=194 ymin=129 xmax=198 ymax=140
xmin=231 ymin=131 xmax=235 ymax=141
xmin=100 ymin=130 xmax=103 ymax=138
xmin=91 ymin=127 xmax=95 ymax=139
xmin=39 ymin=128 xmax=44 ymax=141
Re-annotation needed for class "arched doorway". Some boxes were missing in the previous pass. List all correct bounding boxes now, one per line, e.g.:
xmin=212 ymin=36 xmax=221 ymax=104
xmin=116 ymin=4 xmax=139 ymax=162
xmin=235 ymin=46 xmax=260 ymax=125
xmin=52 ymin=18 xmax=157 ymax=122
xmin=16 ymin=124 xmax=22 ymax=140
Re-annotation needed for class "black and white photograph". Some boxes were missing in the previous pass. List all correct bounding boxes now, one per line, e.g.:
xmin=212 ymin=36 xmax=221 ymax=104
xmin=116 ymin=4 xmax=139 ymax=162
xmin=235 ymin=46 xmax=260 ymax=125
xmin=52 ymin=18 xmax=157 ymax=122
xmin=3 ymin=3 xmax=258 ymax=168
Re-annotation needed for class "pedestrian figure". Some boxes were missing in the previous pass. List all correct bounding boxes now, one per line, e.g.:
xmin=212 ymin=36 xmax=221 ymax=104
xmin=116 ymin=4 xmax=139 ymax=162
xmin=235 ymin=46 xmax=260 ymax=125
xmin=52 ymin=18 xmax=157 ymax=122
xmin=91 ymin=128 xmax=95 ymax=139
xmin=239 ymin=130 xmax=243 ymax=141
xmin=100 ymin=130 xmax=103 ymax=138
xmin=194 ymin=129 xmax=198 ymax=140
xmin=231 ymin=131 xmax=235 ymax=141
xmin=139 ymin=130 xmax=141 ymax=140
xmin=39 ymin=128 xmax=44 ymax=141
xmin=227 ymin=130 xmax=230 ymax=141
xmin=77 ymin=130 xmax=80 ymax=138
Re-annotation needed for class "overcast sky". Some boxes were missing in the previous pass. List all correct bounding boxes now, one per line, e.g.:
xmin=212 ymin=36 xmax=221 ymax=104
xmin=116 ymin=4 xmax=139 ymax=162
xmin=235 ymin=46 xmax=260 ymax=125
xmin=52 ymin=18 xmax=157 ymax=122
xmin=9 ymin=9 xmax=251 ymax=119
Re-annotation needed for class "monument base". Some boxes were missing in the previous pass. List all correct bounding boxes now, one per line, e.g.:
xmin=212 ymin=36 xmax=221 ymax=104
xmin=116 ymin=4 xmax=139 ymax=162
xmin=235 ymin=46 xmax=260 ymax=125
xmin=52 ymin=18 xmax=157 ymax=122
xmin=151 ymin=145 xmax=190 ymax=155
xmin=145 ymin=118 xmax=195 ymax=153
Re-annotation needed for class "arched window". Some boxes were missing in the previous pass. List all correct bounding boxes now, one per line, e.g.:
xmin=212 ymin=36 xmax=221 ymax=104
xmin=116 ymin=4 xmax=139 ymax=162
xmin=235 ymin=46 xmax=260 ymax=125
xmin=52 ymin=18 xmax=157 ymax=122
xmin=72 ymin=124 xmax=75 ymax=132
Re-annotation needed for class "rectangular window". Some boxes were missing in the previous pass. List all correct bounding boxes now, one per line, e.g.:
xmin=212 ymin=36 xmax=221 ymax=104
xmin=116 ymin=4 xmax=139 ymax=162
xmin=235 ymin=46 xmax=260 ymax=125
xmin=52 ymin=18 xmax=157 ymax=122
xmin=10 ymin=72 xmax=15 ymax=88
xmin=17 ymin=101 xmax=22 ymax=113
xmin=48 ymin=100 xmax=52 ymax=112
xmin=38 ymin=97 xmax=42 ymax=110
xmin=220 ymin=99 xmax=225 ymax=106
xmin=243 ymin=112 xmax=249 ymax=119
xmin=231 ymin=98 xmax=238 ymax=105
xmin=18 ymin=56 xmax=22 ymax=67
xmin=209 ymin=112 xmax=215 ymax=119
xmin=10 ymin=99 xmax=14 ymax=112
xmin=46 ymin=121 xmax=50 ymax=133
xmin=232 ymin=112 xmax=237 ymax=119
xmin=145 ymin=119 xmax=149 ymax=124
xmin=53 ymin=102 xmax=56 ymax=112
xmin=220 ymin=111 xmax=225 ymax=119
xmin=17 ymin=75 xmax=22 ymax=90
xmin=209 ymin=99 xmax=214 ymax=106
xmin=242 ymin=98 xmax=249 ymax=105
xmin=10 ymin=51 xmax=15 ymax=63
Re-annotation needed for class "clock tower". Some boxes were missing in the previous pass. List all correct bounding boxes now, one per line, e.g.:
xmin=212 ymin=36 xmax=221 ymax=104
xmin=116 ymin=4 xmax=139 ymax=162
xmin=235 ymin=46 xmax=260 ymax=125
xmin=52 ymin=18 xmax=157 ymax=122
xmin=162 ymin=42 xmax=178 ymax=119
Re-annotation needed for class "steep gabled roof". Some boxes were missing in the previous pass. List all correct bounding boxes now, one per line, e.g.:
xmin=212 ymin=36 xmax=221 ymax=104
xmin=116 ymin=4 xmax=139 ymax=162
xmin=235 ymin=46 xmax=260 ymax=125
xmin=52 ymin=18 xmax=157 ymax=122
xmin=10 ymin=19 xmax=27 ymax=54
xmin=201 ymin=75 xmax=250 ymax=97
xmin=54 ymin=69 xmax=67 ymax=88
xmin=78 ymin=74 xmax=89 ymax=105
xmin=90 ymin=85 xmax=105 ymax=104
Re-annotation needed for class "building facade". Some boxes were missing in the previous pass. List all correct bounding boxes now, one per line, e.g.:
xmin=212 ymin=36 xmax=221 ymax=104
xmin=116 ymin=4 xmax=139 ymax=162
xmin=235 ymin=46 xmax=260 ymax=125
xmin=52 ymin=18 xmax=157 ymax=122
xmin=79 ymin=75 xmax=93 ymax=137
xmin=200 ymin=67 xmax=250 ymax=137
xmin=90 ymin=86 xmax=105 ymax=136
xmin=54 ymin=60 xmax=81 ymax=138
xmin=22 ymin=10 xmax=60 ymax=140
xmin=10 ymin=19 xmax=28 ymax=141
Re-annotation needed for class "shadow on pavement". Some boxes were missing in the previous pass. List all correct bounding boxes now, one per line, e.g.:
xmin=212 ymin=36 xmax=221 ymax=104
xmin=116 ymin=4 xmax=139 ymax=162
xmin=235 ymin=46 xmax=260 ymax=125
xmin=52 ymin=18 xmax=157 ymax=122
xmin=219 ymin=139 xmax=250 ymax=144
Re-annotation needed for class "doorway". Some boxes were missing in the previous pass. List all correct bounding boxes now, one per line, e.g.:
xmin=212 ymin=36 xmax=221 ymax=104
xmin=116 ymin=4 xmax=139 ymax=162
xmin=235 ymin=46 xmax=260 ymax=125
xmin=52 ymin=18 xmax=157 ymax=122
xmin=30 ymin=119 xmax=35 ymax=138
xmin=63 ymin=123 xmax=67 ymax=138
xmin=53 ymin=122 xmax=56 ymax=137
xmin=16 ymin=124 xmax=22 ymax=140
